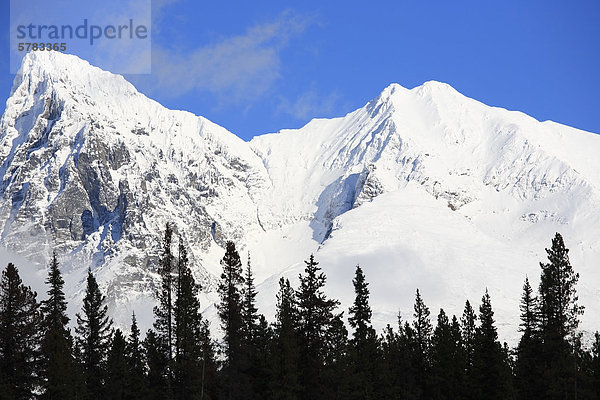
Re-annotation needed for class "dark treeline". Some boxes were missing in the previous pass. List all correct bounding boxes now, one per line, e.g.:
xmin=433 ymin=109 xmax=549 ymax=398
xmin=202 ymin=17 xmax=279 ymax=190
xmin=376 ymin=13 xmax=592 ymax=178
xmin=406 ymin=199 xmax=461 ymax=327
xmin=0 ymin=229 xmax=599 ymax=399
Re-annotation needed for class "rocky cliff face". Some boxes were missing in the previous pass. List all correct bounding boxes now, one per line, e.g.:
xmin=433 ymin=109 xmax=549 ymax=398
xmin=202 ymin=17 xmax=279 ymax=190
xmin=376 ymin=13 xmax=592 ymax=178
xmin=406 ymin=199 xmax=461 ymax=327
xmin=0 ymin=52 xmax=273 ymax=324
xmin=1 ymin=52 xmax=600 ymax=339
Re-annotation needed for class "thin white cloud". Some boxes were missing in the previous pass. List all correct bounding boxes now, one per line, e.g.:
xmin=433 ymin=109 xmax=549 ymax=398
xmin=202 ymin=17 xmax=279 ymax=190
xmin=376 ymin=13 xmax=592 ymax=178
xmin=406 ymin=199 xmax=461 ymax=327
xmin=151 ymin=0 xmax=181 ymax=33
xmin=277 ymin=86 xmax=341 ymax=121
xmin=148 ymin=11 xmax=313 ymax=105
xmin=90 ymin=0 xmax=152 ymax=74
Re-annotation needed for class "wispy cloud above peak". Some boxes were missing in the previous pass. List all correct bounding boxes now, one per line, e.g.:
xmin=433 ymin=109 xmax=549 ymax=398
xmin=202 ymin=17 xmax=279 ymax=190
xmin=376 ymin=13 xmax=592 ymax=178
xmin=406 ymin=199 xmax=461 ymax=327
xmin=147 ymin=11 xmax=314 ymax=106
xmin=277 ymin=85 xmax=341 ymax=121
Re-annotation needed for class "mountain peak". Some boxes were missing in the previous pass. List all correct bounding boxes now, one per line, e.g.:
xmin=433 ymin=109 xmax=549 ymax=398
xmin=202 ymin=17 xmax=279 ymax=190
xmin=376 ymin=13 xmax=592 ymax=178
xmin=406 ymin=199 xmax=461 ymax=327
xmin=377 ymin=80 xmax=460 ymax=101
xmin=1 ymin=53 xmax=600 ymax=339
xmin=12 ymin=51 xmax=137 ymax=100
xmin=410 ymin=80 xmax=464 ymax=105
xmin=368 ymin=80 xmax=465 ymax=119
xmin=418 ymin=80 xmax=457 ymax=91
xmin=379 ymin=82 xmax=409 ymax=97
xmin=19 ymin=50 xmax=92 ymax=72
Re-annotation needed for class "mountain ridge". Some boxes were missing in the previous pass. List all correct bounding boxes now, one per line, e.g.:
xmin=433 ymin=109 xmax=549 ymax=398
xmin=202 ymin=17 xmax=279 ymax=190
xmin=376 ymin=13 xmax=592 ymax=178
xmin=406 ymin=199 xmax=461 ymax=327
xmin=1 ymin=51 xmax=599 ymax=340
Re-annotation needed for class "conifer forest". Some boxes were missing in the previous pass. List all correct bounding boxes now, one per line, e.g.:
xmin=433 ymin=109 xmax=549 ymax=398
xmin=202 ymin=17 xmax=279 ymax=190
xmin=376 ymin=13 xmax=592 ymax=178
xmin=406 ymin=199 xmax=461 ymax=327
xmin=0 ymin=226 xmax=599 ymax=400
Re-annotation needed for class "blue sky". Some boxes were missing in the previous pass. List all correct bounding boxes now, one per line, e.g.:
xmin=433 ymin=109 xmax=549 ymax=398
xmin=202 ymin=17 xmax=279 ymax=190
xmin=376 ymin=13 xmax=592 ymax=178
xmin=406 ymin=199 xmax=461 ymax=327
xmin=1 ymin=0 xmax=599 ymax=140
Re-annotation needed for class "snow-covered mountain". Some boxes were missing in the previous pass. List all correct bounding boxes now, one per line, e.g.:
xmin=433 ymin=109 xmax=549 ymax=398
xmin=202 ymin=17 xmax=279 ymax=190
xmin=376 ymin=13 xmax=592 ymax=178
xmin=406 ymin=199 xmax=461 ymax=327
xmin=1 ymin=52 xmax=599 ymax=340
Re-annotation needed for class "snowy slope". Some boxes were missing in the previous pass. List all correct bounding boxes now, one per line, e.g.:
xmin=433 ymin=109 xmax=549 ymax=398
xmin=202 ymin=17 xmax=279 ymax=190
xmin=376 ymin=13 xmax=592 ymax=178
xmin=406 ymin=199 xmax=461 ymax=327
xmin=1 ymin=52 xmax=599 ymax=341
xmin=249 ymin=82 xmax=600 ymax=341
xmin=0 ymin=52 xmax=274 ymax=327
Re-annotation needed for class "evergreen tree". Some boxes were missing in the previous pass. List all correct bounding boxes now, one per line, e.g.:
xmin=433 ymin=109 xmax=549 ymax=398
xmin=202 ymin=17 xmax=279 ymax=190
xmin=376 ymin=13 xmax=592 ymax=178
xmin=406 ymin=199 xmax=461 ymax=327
xmin=347 ymin=265 xmax=378 ymax=400
xmin=106 ymin=329 xmax=128 ymax=400
xmin=348 ymin=265 xmax=375 ymax=345
xmin=0 ymin=263 xmax=42 ymax=400
xmin=398 ymin=317 xmax=421 ymax=400
xmin=241 ymin=254 xmax=270 ymax=400
xmin=323 ymin=313 xmax=350 ymax=399
xmin=539 ymin=233 xmax=584 ymax=341
xmin=471 ymin=290 xmax=511 ymax=400
xmin=217 ymin=241 xmax=247 ymax=400
xmin=197 ymin=319 xmax=219 ymax=400
xmin=173 ymin=239 xmax=210 ymax=399
xmin=71 ymin=340 xmax=86 ymax=398
xmin=144 ymin=329 xmax=169 ymax=400
xmin=460 ymin=300 xmax=477 ymax=400
xmin=242 ymin=253 xmax=259 ymax=341
xmin=538 ymin=232 xmax=584 ymax=399
xmin=519 ymin=276 xmax=538 ymax=336
xmin=271 ymin=277 xmax=300 ymax=400
xmin=412 ymin=289 xmax=432 ymax=399
xmin=40 ymin=252 xmax=77 ymax=400
xmin=430 ymin=309 xmax=463 ymax=400
xmin=515 ymin=276 xmax=543 ymax=400
xmin=252 ymin=314 xmax=274 ymax=399
xmin=124 ymin=313 xmax=147 ymax=400
xmin=296 ymin=254 xmax=340 ymax=400
xmin=7 ymin=232 xmax=593 ymax=400
xmin=153 ymin=223 xmax=175 ymax=366
xmin=502 ymin=341 xmax=516 ymax=399
xmin=450 ymin=315 xmax=466 ymax=396
xmin=75 ymin=268 xmax=113 ymax=400
xmin=379 ymin=324 xmax=400 ymax=398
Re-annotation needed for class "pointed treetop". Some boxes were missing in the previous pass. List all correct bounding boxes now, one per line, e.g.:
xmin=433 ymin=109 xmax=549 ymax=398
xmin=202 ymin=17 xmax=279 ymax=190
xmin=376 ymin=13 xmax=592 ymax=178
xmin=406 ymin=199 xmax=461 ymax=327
xmin=348 ymin=264 xmax=375 ymax=345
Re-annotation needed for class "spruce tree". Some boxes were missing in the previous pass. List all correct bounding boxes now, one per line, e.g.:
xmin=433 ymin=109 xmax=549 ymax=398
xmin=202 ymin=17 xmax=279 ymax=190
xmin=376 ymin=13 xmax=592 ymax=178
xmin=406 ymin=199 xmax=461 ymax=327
xmin=252 ymin=314 xmax=273 ymax=399
xmin=323 ymin=313 xmax=350 ymax=399
xmin=153 ymin=223 xmax=175 ymax=365
xmin=241 ymin=254 xmax=268 ymax=400
xmin=144 ymin=329 xmax=169 ymax=400
xmin=0 ymin=263 xmax=42 ymax=400
xmin=347 ymin=265 xmax=378 ymax=400
xmin=538 ymin=232 xmax=584 ymax=399
xmin=379 ymin=324 xmax=400 ymax=398
xmin=471 ymin=290 xmax=510 ymax=400
xmin=271 ymin=277 xmax=300 ymax=400
xmin=106 ymin=329 xmax=128 ymax=400
xmin=217 ymin=241 xmax=247 ymax=400
xmin=539 ymin=233 xmax=583 ymax=341
xmin=40 ymin=252 xmax=77 ymax=400
xmin=151 ymin=224 xmax=176 ymax=399
xmin=515 ymin=276 xmax=543 ymax=400
xmin=124 ymin=313 xmax=147 ymax=400
xmin=399 ymin=318 xmax=421 ymax=400
xmin=379 ymin=315 xmax=420 ymax=399
xmin=75 ymin=268 xmax=113 ymax=400
xmin=71 ymin=339 xmax=85 ymax=397
xmin=173 ymin=239 xmax=210 ymax=399
xmin=450 ymin=315 xmax=466 ymax=396
xmin=197 ymin=319 xmax=219 ymax=400
xmin=519 ymin=277 xmax=538 ymax=336
xmin=242 ymin=253 xmax=259 ymax=341
xmin=296 ymin=254 xmax=340 ymax=400
xmin=430 ymin=309 xmax=463 ymax=400
xmin=348 ymin=265 xmax=375 ymax=344
xmin=460 ymin=300 xmax=477 ymax=400
xmin=412 ymin=289 xmax=432 ymax=399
